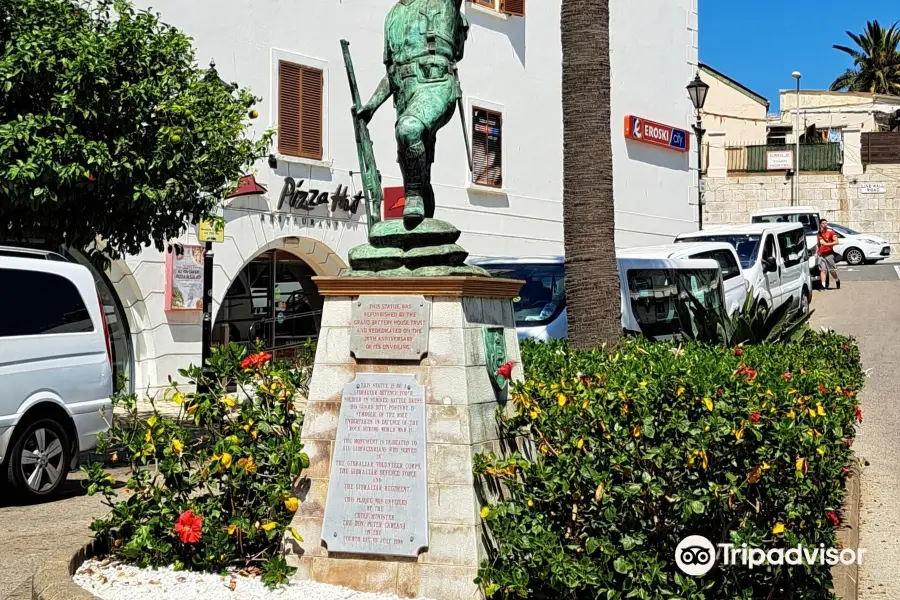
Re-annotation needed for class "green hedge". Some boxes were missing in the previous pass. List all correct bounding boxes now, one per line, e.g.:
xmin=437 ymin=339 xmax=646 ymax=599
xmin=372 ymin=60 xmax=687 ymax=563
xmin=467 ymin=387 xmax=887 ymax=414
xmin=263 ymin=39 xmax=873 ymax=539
xmin=475 ymin=333 xmax=864 ymax=600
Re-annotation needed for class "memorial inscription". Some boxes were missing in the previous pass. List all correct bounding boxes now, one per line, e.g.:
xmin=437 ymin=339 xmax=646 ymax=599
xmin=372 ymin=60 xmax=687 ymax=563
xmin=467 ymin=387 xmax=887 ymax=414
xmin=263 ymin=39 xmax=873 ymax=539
xmin=349 ymin=295 xmax=430 ymax=360
xmin=321 ymin=374 xmax=428 ymax=557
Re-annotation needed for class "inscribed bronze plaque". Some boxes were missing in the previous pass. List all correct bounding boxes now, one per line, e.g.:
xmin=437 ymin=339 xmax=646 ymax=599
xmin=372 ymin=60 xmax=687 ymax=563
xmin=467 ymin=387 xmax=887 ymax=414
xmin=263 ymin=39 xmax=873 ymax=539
xmin=321 ymin=373 xmax=428 ymax=557
xmin=349 ymin=295 xmax=430 ymax=360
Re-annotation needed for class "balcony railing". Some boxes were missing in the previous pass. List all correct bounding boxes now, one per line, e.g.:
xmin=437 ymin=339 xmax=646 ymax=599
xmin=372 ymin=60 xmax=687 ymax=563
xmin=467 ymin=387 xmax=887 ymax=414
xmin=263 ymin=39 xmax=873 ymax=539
xmin=726 ymin=142 xmax=842 ymax=173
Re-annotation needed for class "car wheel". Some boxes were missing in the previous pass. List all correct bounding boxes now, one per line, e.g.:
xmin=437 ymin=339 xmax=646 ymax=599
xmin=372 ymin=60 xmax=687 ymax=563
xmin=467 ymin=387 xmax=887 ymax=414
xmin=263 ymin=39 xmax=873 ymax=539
xmin=6 ymin=418 xmax=70 ymax=500
xmin=844 ymin=248 xmax=864 ymax=266
xmin=800 ymin=291 xmax=810 ymax=315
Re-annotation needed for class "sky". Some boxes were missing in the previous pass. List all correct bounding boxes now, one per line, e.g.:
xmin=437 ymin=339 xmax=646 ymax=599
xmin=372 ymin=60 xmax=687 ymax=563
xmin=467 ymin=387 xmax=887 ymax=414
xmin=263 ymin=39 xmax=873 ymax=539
xmin=699 ymin=1 xmax=898 ymax=112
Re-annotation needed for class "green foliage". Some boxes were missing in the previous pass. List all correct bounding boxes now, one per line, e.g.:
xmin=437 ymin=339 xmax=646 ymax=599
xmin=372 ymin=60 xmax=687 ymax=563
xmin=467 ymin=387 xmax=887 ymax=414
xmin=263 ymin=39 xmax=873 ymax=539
xmin=83 ymin=343 xmax=311 ymax=585
xmin=830 ymin=20 xmax=900 ymax=94
xmin=678 ymin=293 xmax=812 ymax=347
xmin=0 ymin=0 xmax=272 ymax=257
xmin=476 ymin=335 xmax=864 ymax=599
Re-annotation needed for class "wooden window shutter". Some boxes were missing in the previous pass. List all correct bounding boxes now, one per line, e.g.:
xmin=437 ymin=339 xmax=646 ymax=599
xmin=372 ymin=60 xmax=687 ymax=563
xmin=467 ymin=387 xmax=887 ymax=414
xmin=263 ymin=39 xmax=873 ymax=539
xmin=472 ymin=107 xmax=503 ymax=188
xmin=500 ymin=0 xmax=525 ymax=16
xmin=277 ymin=61 xmax=323 ymax=160
xmin=473 ymin=0 xmax=494 ymax=7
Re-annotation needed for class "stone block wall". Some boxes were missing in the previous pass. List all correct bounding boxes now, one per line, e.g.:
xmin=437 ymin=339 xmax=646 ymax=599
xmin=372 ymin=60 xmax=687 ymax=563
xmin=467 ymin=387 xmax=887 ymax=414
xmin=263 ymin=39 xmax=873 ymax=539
xmin=289 ymin=294 xmax=522 ymax=599
xmin=704 ymin=165 xmax=900 ymax=248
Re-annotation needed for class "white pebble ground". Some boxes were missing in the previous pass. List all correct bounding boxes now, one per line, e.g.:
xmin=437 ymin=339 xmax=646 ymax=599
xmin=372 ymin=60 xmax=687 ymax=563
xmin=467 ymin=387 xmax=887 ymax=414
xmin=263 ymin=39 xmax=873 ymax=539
xmin=74 ymin=559 xmax=437 ymax=600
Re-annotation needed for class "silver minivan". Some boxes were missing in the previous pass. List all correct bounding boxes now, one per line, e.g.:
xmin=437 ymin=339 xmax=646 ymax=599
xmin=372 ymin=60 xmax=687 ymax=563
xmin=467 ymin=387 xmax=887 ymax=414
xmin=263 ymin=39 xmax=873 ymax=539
xmin=0 ymin=250 xmax=113 ymax=500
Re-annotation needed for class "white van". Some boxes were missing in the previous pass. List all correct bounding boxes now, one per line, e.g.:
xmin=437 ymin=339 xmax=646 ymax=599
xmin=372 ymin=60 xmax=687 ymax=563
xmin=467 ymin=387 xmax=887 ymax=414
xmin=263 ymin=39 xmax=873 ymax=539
xmin=676 ymin=223 xmax=812 ymax=315
xmin=0 ymin=250 xmax=113 ymax=500
xmin=468 ymin=255 xmax=727 ymax=342
xmin=750 ymin=206 xmax=820 ymax=272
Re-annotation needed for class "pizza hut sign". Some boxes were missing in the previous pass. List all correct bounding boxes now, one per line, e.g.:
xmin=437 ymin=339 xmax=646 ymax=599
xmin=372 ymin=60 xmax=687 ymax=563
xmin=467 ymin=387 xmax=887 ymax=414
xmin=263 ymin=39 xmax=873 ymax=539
xmin=276 ymin=177 xmax=363 ymax=215
xmin=624 ymin=115 xmax=690 ymax=153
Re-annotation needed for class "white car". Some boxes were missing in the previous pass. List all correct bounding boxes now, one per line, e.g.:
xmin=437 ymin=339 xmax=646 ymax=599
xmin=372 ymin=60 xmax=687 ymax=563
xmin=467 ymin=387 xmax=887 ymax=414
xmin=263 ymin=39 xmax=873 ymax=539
xmin=676 ymin=222 xmax=812 ymax=315
xmin=468 ymin=253 xmax=729 ymax=342
xmin=827 ymin=223 xmax=891 ymax=265
xmin=0 ymin=248 xmax=113 ymax=500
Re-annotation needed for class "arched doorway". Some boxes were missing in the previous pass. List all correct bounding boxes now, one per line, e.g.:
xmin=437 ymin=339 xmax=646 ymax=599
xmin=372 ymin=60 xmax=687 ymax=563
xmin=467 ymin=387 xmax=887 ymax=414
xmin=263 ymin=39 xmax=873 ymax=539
xmin=213 ymin=249 xmax=323 ymax=357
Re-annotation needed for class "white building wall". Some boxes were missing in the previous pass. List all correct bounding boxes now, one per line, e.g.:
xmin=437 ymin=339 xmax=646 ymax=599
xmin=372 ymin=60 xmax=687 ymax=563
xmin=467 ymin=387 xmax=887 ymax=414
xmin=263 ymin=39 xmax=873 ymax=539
xmin=116 ymin=0 xmax=697 ymax=393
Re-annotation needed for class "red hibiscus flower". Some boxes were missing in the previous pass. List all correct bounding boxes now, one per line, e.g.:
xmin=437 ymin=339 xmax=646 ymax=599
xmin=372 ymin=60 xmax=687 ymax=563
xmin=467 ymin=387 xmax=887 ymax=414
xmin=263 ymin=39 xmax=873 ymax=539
xmin=750 ymin=411 xmax=761 ymax=423
xmin=746 ymin=368 xmax=757 ymax=381
xmin=855 ymin=405 xmax=863 ymax=424
xmin=174 ymin=510 xmax=203 ymax=544
xmin=818 ymin=384 xmax=828 ymax=394
xmin=843 ymin=344 xmax=851 ymax=353
xmin=240 ymin=352 xmax=272 ymax=370
xmin=842 ymin=467 xmax=850 ymax=474
xmin=841 ymin=437 xmax=853 ymax=447
xmin=734 ymin=347 xmax=743 ymax=357
xmin=782 ymin=372 xmax=792 ymax=381
xmin=496 ymin=361 xmax=515 ymax=380
xmin=825 ymin=511 xmax=840 ymax=526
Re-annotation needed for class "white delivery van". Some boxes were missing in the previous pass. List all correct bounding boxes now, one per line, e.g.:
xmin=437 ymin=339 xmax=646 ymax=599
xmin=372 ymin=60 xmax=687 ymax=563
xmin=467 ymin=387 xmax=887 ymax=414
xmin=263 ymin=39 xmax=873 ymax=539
xmin=0 ymin=249 xmax=113 ymax=500
xmin=676 ymin=222 xmax=812 ymax=315
xmin=750 ymin=206 xmax=820 ymax=272
xmin=468 ymin=254 xmax=727 ymax=342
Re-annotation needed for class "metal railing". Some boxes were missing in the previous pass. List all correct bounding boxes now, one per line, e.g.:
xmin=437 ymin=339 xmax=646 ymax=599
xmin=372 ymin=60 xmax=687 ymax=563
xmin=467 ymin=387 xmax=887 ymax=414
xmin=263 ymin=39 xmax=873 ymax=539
xmin=726 ymin=142 xmax=842 ymax=173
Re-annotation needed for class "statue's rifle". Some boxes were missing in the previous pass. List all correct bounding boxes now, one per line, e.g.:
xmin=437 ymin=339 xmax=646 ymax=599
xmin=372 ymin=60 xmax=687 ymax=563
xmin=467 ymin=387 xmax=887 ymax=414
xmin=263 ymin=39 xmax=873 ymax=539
xmin=340 ymin=39 xmax=383 ymax=238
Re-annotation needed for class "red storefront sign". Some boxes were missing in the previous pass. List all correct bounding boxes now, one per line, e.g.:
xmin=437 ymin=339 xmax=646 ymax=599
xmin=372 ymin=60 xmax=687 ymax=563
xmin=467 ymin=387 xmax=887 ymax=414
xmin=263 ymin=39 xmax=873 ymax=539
xmin=624 ymin=115 xmax=690 ymax=152
xmin=383 ymin=186 xmax=405 ymax=220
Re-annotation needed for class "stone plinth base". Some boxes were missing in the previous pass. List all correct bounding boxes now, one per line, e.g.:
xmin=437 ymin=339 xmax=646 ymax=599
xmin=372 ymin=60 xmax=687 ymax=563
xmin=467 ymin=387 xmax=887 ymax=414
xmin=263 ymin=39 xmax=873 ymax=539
xmin=287 ymin=277 xmax=523 ymax=600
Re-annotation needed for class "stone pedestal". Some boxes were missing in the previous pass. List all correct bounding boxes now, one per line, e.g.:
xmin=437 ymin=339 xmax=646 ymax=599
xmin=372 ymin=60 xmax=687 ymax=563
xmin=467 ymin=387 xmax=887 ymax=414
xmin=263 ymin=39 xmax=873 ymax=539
xmin=288 ymin=277 xmax=523 ymax=600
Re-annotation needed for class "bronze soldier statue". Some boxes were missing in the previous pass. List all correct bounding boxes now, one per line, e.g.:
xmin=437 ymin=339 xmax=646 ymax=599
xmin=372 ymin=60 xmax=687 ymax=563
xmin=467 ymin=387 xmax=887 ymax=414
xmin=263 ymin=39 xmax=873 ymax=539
xmin=354 ymin=0 xmax=468 ymax=229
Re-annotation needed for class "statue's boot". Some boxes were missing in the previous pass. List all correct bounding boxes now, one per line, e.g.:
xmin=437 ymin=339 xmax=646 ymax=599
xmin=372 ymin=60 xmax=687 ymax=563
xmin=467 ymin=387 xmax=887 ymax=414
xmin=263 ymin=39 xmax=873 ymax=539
xmin=400 ymin=139 xmax=428 ymax=229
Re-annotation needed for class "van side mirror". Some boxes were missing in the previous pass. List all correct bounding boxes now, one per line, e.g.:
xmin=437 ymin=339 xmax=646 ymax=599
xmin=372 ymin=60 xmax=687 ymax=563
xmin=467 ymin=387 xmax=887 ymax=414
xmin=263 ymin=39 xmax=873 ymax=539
xmin=762 ymin=257 xmax=777 ymax=273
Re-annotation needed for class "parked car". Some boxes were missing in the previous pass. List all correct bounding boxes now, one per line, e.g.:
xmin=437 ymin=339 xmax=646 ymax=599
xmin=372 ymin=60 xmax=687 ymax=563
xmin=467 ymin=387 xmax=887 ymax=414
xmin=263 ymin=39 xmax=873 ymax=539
xmin=826 ymin=223 xmax=891 ymax=265
xmin=0 ymin=250 xmax=113 ymax=499
xmin=750 ymin=206 xmax=820 ymax=272
xmin=468 ymin=254 xmax=727 ymax=342
xmin=675 ymin=223 xmax=812 ymax=315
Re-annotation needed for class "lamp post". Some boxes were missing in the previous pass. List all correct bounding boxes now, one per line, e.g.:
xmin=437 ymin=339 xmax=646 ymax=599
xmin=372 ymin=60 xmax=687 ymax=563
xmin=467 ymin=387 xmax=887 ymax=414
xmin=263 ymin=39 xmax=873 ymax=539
xmin=792 ymin=71 xmax=802 ymax=205
xmin=687 ymin=73 xmax=710 ymax=230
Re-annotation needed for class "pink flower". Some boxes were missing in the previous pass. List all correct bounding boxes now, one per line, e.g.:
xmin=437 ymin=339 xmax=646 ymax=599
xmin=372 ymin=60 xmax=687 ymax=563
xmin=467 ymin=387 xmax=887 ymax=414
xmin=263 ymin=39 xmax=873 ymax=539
xmin=496 ymin=361 xmax=515 ymax=380
xmin=734 ymin=347 xmax=743 ymax=357
xmin=825 ymin=511 xmax=840 ymax=526
xmin=855 ymin=405 xmax=864 ymax=424
xmin=174 ymin=510 xmax=203 ymax=544
xmin=841 ymin=437 xmax=853 ymax=447
xmin=750 ymin=411 xmax=761 ymax=423
xmin=782 ymin=372 xmax=792 ymax=381
xmin=819 ymin=384 xmax=828 ymax=395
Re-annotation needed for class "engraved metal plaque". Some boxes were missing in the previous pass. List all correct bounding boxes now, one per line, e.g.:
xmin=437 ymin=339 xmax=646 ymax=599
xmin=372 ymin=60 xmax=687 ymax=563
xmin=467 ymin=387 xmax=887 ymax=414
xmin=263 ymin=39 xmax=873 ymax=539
xmin=349 ymin=295 xmax=431 ymax=360
xmin=321 ymin=373 xmax=428 ymax=557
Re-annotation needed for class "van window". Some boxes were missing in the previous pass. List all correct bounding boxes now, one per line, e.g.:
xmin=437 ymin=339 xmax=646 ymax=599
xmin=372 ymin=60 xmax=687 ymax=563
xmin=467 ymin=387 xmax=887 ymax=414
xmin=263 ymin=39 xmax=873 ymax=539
xmin=777 ymin=229 xmax=807 ymax=267
xmin=481 ymin=263 xmax=566 ymax=327
xmin=626 ymin=268 xmax=723 ymax=338
xmin=676 ymin=235 xmax=761 ymax=269
xmin=689 ymin=250 xmax=741 ymax=280
xmin=762 ymin=235 xmax=778 ymax=263
xmin=752 ymin=213 xmax=820 ymax=235
xmin=0 ymin=268 xmax=94 ymax=336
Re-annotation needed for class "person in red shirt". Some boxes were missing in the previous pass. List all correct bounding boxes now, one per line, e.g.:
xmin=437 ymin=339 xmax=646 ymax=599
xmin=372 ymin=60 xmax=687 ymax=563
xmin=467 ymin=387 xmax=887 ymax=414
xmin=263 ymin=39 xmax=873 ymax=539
xmin=817 ymin=218 xmax=840 ymax=290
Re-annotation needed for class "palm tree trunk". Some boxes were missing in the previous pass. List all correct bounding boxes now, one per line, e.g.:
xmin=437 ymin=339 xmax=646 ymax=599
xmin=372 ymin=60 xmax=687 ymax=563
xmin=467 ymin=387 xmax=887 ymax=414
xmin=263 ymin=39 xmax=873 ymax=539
xmin=561 ymin=0 xmax=620 ymax=349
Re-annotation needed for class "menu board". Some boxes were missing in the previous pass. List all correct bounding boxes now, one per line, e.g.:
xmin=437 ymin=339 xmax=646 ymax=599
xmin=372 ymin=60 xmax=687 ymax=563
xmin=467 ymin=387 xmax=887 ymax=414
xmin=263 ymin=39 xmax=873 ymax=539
xmin=166 ymin=245 xmax=204 ymax=311
xmin=321 ymin=374 xmax=428 ymax=557
xmin=349 ymin=296 xmax=430 ymax=360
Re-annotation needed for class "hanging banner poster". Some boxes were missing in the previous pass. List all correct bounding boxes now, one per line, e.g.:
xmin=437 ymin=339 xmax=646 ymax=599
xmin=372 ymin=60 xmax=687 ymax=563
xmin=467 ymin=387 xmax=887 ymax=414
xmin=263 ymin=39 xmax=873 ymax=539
xmin=165 ymin=245 xmax=205 ymax=311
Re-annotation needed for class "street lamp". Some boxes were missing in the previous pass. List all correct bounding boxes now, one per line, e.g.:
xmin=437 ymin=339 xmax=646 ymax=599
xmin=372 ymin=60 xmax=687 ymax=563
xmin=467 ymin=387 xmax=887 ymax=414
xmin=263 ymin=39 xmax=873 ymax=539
xmin=792 ymin=71 xmax=802 ymax=205
xmin=687 ymin=73 xmax=710 ymax=230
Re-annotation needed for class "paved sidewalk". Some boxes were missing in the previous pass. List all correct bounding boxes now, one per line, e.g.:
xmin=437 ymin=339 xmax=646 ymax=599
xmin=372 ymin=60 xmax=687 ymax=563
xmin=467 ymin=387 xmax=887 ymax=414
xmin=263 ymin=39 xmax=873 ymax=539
xmin=811 ymin=278 xmax=900 ymax=599
xmin=0 ymin=466 xmax=129 ymax=599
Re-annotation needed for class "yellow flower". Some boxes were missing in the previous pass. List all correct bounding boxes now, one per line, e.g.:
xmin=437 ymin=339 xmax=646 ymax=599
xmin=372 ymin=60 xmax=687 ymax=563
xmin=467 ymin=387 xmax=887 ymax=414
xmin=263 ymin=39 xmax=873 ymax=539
xmin=480 ymin=506 xmax=490 ymax=519
xmin=618 ymin=391 xmax=626 ymax=401
xmin=147 ymin=415 xmax=158 ymax=427
xmin=676 ymin=386 xmax=685 ymax=397
xmin=557 ymin=393 xmax=568 ymax=408
xmin=787 ymin=409 xmax=796 ymax=419
xmin=144 ymin=429 xmax=152 ymax=443
xmin=111 ymin=452 xmax=118 ymax=462
xmin=576 ymin=438 xmax=584 ymax=450
xmin=761 ymin=462 xmax=771 ymax=470
xmin=172 ymin=439 xmax=184 ymax=457
xmin=734 ymin=428 xmax=745 ymax=441
xmin=582 ymin=399 xmax=589 ymax=409
xmin=221 ymin=452 xmax=233 ymax=468
xmin=251 ymin=430 xmax=258 ymax=440
xmin=540 ymin=444 xmax=549 ymax=455
xmin=817 ymin=447 xmax=825 ymax=456
xmin=284 ymin=497 xmax=299 ymax=512
xmin=816 ymin=402 xmax=826 ymax=416
xmin=222 ymin=396 xmax=236 ymax=408
xmin=261 ymin=521 xmax=277 ymax=532
xmin=808 ymin=408 xmax=817 ymax=418
xmin=529 ymin=409 xmax=540 ymax=420
xmin=702 ymin=397 xmax=713 ymax=412
xmin=699 ymin=450 xmax=708 ymax=470
xmin=227 ymin=524 xmax=237 ymax=535
xmin=796 ymin=457 xmax=808 ymax=475
xmin=173 ymin=392 xmax=184 ymax=405
xmin=187 ymin=404 xmax=198 ymax=415
xmin=772 ymin=522 xmax=785 ymax=535
xmin=633 ymin=424 xmax=642 ymax=438
xmin=527 ymin=499 xmax=534 ymax=507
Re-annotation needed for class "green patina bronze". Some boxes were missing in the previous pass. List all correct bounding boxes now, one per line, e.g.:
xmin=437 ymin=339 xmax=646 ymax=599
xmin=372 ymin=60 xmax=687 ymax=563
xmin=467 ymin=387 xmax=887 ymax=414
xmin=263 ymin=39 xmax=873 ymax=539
xmin=340 ymin=0 xmax=487 ymax=277
xmin=483 ymin=327 xmax=509 ymax=392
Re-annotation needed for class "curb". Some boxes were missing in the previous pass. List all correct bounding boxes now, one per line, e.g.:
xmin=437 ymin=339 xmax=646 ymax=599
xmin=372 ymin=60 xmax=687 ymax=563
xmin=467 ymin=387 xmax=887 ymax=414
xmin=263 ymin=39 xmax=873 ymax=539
xmin=32 ymin=537 xmax=105 ymax=600
xmin=832 ymin=465 xmax=860 ymax=600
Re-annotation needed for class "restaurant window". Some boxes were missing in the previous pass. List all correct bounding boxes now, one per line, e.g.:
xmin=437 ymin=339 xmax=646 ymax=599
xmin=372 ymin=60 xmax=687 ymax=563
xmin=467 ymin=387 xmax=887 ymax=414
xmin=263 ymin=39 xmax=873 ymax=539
xmin=468 ymin=0 xmax=525 ymax=16
xmin=472 ymin=107 xmax=503 ymax=188
xmin=278 ymin=61 xmax=323 ymax=160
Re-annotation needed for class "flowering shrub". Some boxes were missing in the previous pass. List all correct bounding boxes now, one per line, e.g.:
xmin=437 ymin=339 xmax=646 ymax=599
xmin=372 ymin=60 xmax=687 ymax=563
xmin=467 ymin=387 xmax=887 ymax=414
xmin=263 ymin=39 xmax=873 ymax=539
xmin=84 ymin=343 xmax=312 ymax=585
xmin=475 ymin=333 xmax=864 ymax=599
